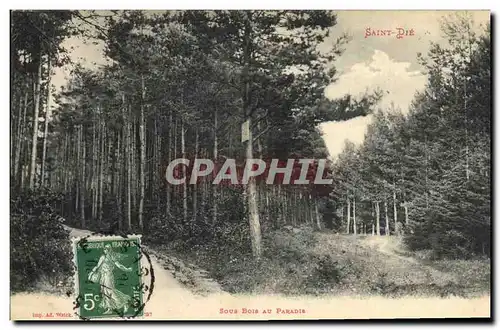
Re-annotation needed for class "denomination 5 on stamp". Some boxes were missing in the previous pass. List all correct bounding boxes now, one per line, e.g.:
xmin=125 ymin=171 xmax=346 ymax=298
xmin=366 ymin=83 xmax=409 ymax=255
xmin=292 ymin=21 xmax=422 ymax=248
xmin=72 ymin=235 xmax=146 ymax=319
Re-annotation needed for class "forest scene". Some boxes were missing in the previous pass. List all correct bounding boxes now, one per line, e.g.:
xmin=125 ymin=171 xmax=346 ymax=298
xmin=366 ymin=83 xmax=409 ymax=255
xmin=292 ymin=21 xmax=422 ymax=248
xmin=10 ymin=10 xmax=491 ymax=320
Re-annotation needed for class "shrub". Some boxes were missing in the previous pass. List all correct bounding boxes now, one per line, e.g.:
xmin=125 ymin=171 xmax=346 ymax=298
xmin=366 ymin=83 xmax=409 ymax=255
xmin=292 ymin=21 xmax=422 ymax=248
xmin=263 ymin=226 xmax=314 ymax=264
xmin=430 ymin=229 xmax=475 ymax=259
xmin=10 ymin=190 xmax=73 ymax=292
xmin=370 ymin=271 xmax=394 ymax=295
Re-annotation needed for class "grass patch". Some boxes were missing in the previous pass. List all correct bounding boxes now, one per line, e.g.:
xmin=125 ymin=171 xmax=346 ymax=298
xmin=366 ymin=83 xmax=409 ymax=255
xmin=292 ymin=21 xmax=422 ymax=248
xmin=152 ymin=229 xmax=490 ymax=298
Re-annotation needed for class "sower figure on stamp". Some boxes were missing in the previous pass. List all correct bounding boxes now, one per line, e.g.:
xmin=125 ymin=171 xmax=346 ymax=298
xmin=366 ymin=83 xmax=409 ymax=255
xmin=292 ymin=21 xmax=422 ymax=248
xmin=88 ymin=244 xmax=133 ymax=315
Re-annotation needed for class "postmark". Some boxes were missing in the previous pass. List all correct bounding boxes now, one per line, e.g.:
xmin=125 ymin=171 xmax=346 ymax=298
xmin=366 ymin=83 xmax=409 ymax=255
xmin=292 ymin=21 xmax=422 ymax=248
xmin=72 ymin=234 xmax=153 ymax=320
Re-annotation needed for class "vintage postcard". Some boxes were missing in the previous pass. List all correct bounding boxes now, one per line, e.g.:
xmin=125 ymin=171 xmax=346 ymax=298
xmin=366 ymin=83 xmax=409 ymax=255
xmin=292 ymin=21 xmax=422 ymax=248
xmin=10 ymin=10 xmax=491 ymax=321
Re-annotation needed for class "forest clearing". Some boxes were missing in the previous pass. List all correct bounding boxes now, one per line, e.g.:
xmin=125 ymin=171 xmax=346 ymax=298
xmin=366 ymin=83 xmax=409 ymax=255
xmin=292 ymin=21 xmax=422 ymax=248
xmin=10 ymin=10 xmax=491 ymax=320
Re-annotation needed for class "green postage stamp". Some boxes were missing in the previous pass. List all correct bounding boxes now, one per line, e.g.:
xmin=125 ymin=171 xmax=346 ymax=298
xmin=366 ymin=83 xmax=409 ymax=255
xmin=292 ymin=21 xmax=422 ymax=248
xmin=72 ymin=235 xmax=146 ymax=319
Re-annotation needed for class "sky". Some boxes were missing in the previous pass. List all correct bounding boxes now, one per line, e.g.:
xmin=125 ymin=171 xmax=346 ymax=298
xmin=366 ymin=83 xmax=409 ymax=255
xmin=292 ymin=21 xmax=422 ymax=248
xmin=318 ymin=10 xmax=489 ymax=159
xmin=51 ymin=10 xmax=490 ymax=159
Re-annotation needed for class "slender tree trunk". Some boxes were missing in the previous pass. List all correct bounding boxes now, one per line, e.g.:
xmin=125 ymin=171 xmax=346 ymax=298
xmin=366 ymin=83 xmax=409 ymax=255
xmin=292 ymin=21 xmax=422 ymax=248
xmin=75 ymin=127 xmax=80 ymax=213
xmin=63 ymin=134 xmax=69 ymax=194
xmin=212 ymin=107 xmax=218 ymax=225
xmin=353 ymin=196 xmax=357 ymax=235
xmin=181 ymin=120 xmax=187 ymax=222
xmin=98 ymin=122 xmax=105 ymax=225
xmin=91 ymin=121 xmax=96 ymax=221
xmin=14 ymin=88 xmax=28 ymax=182
xmin=138 ymin=76 xmax=146 ymax=230
xmin=375 ymin=201 xmax=380 ymax=235
xmin=29 ymin=52 xmax=43 ymax=190
xmin=256 ymin=121 xmax=263 ymax=158
xmin=10 ymin=93 xmax=17 ymax=169
xmin=346 ymin=198 xmax=351 ymax=234
xmin=173 ymin=118 xmax=178 ymax=208
xmin=404 ymin=203 xmax=409 ymax=225
xmin=80 ymin=125 xmax=86 ymax=228
xmin=276 ymin=185 xmax=282 ymax=226
xmin=166 ymin=110 xmax=172 ymax=214
xmin=464 ymin=79 xmax=470 ymax=181
xmin=192 ymin=129 xmax=199 ymax=222
xmin=41 ymin=56 xmax=52 ymax=187
xmin=314 ymin=198 xmax=321 ymax=230
xmin=424 ymin=135 xmax=429 ymax=208
xmin=154 ymin=119 xmax=160 ymax=209
xmin=126 ymin=104 xmax=132 ymax=230
xmin=401 ymin=169 xmax=408 ymax=225
xmin=393 ymin=189 xmax=398 ymax=235
xmin=131 ymin=120 xmax=137 ymax=213
xmin=384 ymin=200 xmax=389 ymax=235
xmin=116 ymin=129 xmax=122 ymax=230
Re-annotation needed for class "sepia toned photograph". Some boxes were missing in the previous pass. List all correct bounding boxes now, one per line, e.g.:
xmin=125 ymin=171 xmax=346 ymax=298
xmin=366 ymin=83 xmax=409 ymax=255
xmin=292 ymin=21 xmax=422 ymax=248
xmin=9 ymin=9 xmax=491 ymax=320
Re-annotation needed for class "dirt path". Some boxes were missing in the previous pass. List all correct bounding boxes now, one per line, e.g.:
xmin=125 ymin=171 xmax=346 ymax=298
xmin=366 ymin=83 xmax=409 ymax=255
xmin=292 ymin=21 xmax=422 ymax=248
xmin=10 ymin=229 xmax=490 ymax=320
xmin=363 ymin=236 xmax=418 ymax=264
xmin=362 ymin=235 xmax=460 ymax=285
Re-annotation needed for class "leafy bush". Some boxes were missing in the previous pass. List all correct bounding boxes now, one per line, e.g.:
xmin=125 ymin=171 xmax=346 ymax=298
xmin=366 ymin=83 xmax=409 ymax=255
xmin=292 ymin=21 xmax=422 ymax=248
xmin=430 ymin=229 xmax=474 ymax=259
xmin=263 ymin=226 xmax=314 ymax=263
xmin=145 ymin=210 xmax=250 ymax=258
xmin=10 ymin=189 xmax=73 ymax=292
xmin=370 ymin=271 xmax=394 ymax=295
xmin=313 ymin=254 xmax=344 ymax=284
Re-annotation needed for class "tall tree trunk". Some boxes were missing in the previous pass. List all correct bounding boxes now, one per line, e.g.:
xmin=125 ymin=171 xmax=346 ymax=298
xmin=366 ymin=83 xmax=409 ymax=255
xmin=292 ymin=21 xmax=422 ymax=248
xmin=91 ymin=121 xmax=96 ymax=221
xmin=181 ymin=119 xmax=187 ymax=222
xmin=10 ymin=93 xmax=17 ymax=169
xmin=314 ymin=198 xmax=321 ymax=230
xmin=375 ymin=201 xmax=381 ymax=235
xmin=246 ymin=126 xmax=261 ymax=259
xmin=14 ymin=88 xmax=28 ymax=183
xmin=404 ymin=203 xmax=409 ymax=225
xmin=131 ymin=120 xmax=137 ymax=213
xmin=154 ymin=119 xmax=160 ymax=210
xmin=384 ymin=200 xmax=389 ymax=235
xmin=80 ymin=125 xmax=86 ymax=228
xmin=126 ymin=104 xmax=132 ymax=230
xmin=353 ymin=195 xmax=357 ymax=235
xmin=276 ymin=185 xmax=282 ymax=226
xmin=116 ymin=129 xmax=122 ymax=230
xmin=41 ymin=57 xmax=52 ymax=187
xmin=243 ymin=12 xmax=261 ymax=260
xmin=424 ymin=135 xmax=429 ymax=208
xmin=98 ymin=122 xmax=105 ymax=225
xmin=393 ymin=189 xmax=398 ymax=235
xmin=29 ymin=52 xmax=43 ymax=190
xmin=75 ymin=127 xmax=80 ymax=213
xmin=192 ymin=128 xmax=199 ymax=222
xmin=464 ymin=78 xmax=470 ymax=181
xmin=166 ymin=110 xmax=172 ymax=214
xmin=346 ymin=198 xmax=351 ymax=234
xmin=138 ymin=74 xmax=146 ymax=231
xmin=401 ymin=169 xmax=408 ymax=225
xmin=212 ymin=107 xmax=218 ymax=225
xmin=256 ymin=121 xmax=263 ymax=158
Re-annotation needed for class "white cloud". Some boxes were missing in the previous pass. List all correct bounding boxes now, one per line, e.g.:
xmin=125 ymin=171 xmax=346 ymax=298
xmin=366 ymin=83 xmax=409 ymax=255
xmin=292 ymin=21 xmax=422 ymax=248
xmin=320 ymin=49 xmax=428 ymax=158
xmin=320 ymin=115 xmax=372 ymax=160
xmin=325 ymin=49 xmax=427 ymax=111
